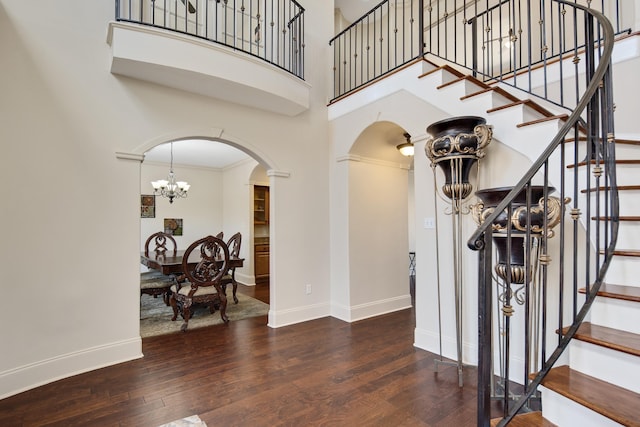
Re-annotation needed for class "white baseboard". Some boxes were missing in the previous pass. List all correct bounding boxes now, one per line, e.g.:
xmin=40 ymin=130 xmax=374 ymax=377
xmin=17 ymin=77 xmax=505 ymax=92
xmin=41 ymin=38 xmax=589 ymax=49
xmin=234 ymin=272 xmax=255 ymax=286
xmin=0 ymin=337 xmax=142 ymax=400
xmin=331 ymin=295 xmax=412 ymax=323
xmin=268 ymin=302 xmax=331 ymax=328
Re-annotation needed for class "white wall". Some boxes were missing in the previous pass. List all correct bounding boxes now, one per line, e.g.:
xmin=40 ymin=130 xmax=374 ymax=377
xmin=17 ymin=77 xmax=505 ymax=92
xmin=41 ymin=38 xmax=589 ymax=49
xmin=140 ymin=162 xmax=224 ymax=250
xmin=0 ymin=0 xmax=333 ymax=399
xmin=348 ymin=158 xmax=413 ymax=320
xmin=222 ymin=158 xmax=260 ymax=284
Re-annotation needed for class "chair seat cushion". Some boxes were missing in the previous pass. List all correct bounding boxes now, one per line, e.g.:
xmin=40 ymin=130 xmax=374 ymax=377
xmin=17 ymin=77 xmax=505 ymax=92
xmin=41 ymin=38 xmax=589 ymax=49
xmin=141 ymin=278 xmax=173 ymax=290
xmin=140 ymin=270 xmax=164 ymax=280
xmin=170 ymin=283 xmax=218 ymax=297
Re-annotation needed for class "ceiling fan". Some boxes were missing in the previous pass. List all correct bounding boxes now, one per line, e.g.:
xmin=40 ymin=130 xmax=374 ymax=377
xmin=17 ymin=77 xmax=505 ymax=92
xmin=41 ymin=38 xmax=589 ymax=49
xmin=179 ymin=0 xmax=196 ymax=13
xmin=178 ymin=0 xmax=222 ymax=14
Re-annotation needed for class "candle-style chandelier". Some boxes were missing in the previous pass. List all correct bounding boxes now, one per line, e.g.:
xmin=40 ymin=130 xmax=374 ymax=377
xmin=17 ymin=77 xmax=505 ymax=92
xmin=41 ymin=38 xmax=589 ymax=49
xmin=151 ymin=142 xmax=190 ymax=204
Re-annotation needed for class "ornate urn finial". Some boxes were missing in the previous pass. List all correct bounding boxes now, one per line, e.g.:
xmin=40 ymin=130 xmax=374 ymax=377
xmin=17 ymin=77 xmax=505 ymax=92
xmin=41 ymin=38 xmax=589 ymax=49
xmin=425 ymin=116 xmax=493 ymax=201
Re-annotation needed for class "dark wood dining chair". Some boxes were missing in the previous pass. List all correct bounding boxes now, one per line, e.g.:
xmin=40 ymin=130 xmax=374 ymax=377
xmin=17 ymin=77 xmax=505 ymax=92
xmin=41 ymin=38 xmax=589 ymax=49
xmin=221 ymin=232 xmax=242 ymax=304
xmin=141 ymin=231 xmax=177 ymax=305
xmin=169 ymin=235 xmax=230 ymax=331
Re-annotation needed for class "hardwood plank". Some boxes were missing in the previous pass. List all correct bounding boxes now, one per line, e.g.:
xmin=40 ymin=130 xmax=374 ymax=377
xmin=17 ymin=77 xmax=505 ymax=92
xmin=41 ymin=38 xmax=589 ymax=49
xmin=560 ymin=322 xmax=640 ymax=357
xmin=0 ymin=301 xmax=504 ymax=426
xmin=579 ymin=283 xmax=640 ymax=303
xmin=541 ymin=365 xmax=640 ymax=427
xmin=491 ymin=411 xmax=557 ymax=426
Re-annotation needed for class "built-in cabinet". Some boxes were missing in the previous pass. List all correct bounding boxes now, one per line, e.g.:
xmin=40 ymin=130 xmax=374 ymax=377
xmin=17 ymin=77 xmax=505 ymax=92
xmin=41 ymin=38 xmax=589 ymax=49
xmin=254 ymin=185 xmax=269 ymax=282
xmin=254 ymin=241 xmax=269 ymax=282
xmin=254 ymin=185 xmax=269 ymax=225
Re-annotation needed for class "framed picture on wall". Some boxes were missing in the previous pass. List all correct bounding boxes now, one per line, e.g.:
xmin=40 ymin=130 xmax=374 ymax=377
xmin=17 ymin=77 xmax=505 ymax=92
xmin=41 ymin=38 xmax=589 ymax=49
xmin=164 ymin=218 xmax=183 ymax=236
xmin=141 ymin=195 xmax=155 ymax=218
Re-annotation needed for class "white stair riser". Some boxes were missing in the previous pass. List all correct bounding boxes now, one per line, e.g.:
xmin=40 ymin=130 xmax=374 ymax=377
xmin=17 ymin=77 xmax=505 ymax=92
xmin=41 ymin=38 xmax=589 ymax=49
xmin=605 ymin=222 xmax=640 ymax=249
xmin=603 ymin=256 xmax=640 ymax=286
xmin=540 ymin=386 xmax=624 ymax=427
xmin=582 ymin=191 xmax=640 ymax=216
xmin=589 ymin=296 xmax=640 ymax=335
xmin=582 ymin=164 xmax=640 ymax=187
xmin=613 ymin=143 xmax=640 ymax=158
xmin=569 ymin=340 xmax=640 ymax=393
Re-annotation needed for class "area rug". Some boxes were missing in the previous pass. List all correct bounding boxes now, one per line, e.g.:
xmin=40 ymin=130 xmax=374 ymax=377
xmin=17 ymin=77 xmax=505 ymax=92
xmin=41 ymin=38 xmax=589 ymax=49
xmin=141 ymin=293 xmax=269 ymax=338
xmin=157 ymin=415 xmax=207 ymax=427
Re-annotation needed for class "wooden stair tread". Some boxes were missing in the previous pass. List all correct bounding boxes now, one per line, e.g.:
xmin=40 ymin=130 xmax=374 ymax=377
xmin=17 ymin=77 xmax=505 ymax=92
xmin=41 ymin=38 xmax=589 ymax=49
xmin=419 ymin=64 xmax=465 ymax=79
xmin=460 ymin=86 xmax=521 ymax=102
xmin=591 ymin=216 xmax=640 ymax=221
xmin=491 ymin=411 xmax=556 ymax=426
xmin=541 ymin=365 xmax=640 ymax=427
xmin=579 ymin=283 xmax=640 ymax=302
xmin=487 ymin=99 xmax=555 ymax=117
xmin=517 ymin=115 xmax=569 ymax=128
xmin=565 ymin=136 xmax=640 ymax=146
xmin=561 ymin=322 xmax=640 ymax=357
xmin=581 ymin=185 xmax=640 ymax=193
xmin=599 ymin=249 xmax=640 ymax=257
xmin=436 ymin=75 xmax=491 ymax=90
xmin=567 ymin=159 xmax=640 ymax=168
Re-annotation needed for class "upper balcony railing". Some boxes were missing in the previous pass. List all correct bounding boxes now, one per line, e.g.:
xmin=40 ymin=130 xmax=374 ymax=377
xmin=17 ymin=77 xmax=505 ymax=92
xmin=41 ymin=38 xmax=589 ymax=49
xmin=116 ymin=0 xmax=305 ymax=79
xmin=330 ymin=0 xmax=629 ymax=107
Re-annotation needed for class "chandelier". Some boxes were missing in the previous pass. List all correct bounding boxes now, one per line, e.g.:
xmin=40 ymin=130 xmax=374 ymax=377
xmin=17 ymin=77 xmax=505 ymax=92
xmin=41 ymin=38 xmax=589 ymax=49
xmin=151 ymin=142 xmax=190 ymax=204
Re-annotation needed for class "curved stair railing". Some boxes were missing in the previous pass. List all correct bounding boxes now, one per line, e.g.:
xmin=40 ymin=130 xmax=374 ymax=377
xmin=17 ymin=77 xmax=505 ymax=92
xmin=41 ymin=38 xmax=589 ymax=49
xmin=466 ymin=2 xmax=618 ymax=425
xmin=332 ymin=1 xmax=619 ymax=424
xmin=330 ymin=1 xmax=620 ymax=425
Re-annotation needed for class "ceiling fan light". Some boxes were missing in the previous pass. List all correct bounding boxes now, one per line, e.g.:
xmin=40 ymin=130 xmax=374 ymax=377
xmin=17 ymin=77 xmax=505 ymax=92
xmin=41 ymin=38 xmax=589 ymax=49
xmin=397 ymin=142 xmax=414 ymax=156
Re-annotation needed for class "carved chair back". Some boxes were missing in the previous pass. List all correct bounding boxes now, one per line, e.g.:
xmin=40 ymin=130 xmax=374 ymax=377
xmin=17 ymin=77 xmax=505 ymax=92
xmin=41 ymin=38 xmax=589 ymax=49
xmin=181 ymin=235 xmax=230 ymax=297
xmin=227 ymin=232 xmax=242 ymax=259
xmin=144 ymin=231 xmax=177 ymax=259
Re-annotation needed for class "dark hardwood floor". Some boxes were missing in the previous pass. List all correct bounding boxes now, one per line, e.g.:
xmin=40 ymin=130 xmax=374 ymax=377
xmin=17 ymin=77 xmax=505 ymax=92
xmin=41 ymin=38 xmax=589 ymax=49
xmin=0 ymin=283 xmax=500 ymax=426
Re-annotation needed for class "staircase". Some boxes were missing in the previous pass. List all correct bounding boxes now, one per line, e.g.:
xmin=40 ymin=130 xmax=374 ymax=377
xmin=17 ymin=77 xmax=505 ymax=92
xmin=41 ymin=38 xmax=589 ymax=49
xmin=329 ymin=52 xmax=640 ymax=424
xmin=420 ymin=59 xmax=640 ymax=426
xmin=329 ymin=0 xmax=640 ymax=424
xmin=536 ymin=140 xmax=640 ymax=427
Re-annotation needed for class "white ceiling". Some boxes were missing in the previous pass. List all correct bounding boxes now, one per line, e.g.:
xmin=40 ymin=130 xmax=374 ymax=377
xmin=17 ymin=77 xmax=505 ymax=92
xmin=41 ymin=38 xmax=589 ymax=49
xmin=335 ymin=0 xmax=380 ymax=23
xmin=143 ymin=139 xmax=250 ymax=169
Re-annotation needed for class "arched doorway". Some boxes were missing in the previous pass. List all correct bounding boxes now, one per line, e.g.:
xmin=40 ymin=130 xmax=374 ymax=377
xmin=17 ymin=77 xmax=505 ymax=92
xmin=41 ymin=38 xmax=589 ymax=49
xmin=139 ymin=138 xmax=272 ymax=336
xmin=330 ymin=120 xmax=415 ymax=321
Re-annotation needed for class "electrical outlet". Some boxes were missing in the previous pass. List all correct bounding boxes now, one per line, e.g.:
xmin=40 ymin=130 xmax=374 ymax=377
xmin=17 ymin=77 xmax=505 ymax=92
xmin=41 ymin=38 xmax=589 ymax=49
xmin=305 ymin=284 xmax=312 ymax=295
xmin=424 ymin=217 xmax=436 ymax=229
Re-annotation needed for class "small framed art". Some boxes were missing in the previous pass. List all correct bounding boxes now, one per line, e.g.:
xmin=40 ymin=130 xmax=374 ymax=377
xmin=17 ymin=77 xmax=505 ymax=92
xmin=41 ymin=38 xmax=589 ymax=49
xmin=141 ymin=195 xmax=156 ymax=218
xmin=164 ymin=218 xmax=183 ymax=236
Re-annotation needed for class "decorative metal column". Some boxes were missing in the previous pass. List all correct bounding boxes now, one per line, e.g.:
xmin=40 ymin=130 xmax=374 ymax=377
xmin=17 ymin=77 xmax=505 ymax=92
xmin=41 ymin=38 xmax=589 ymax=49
xmin=471 ymin=186 xmax=568 ymax=400
xmin=425 ymin=116 xmax=493 ymax=386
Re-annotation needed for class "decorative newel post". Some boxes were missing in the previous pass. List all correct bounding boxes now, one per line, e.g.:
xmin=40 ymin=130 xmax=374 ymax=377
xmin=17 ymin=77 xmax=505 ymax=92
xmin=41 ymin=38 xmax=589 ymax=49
xmin=425 ymin=116 xmax=493 ymax=387
xmin=470 ymin=185 xmax=569 ymax=395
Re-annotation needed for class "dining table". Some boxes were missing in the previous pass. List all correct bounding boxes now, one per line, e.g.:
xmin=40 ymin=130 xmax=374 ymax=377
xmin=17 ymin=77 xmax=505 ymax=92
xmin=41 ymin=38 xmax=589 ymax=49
xmin=140 ymin=250 xmax=244 ymax=275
